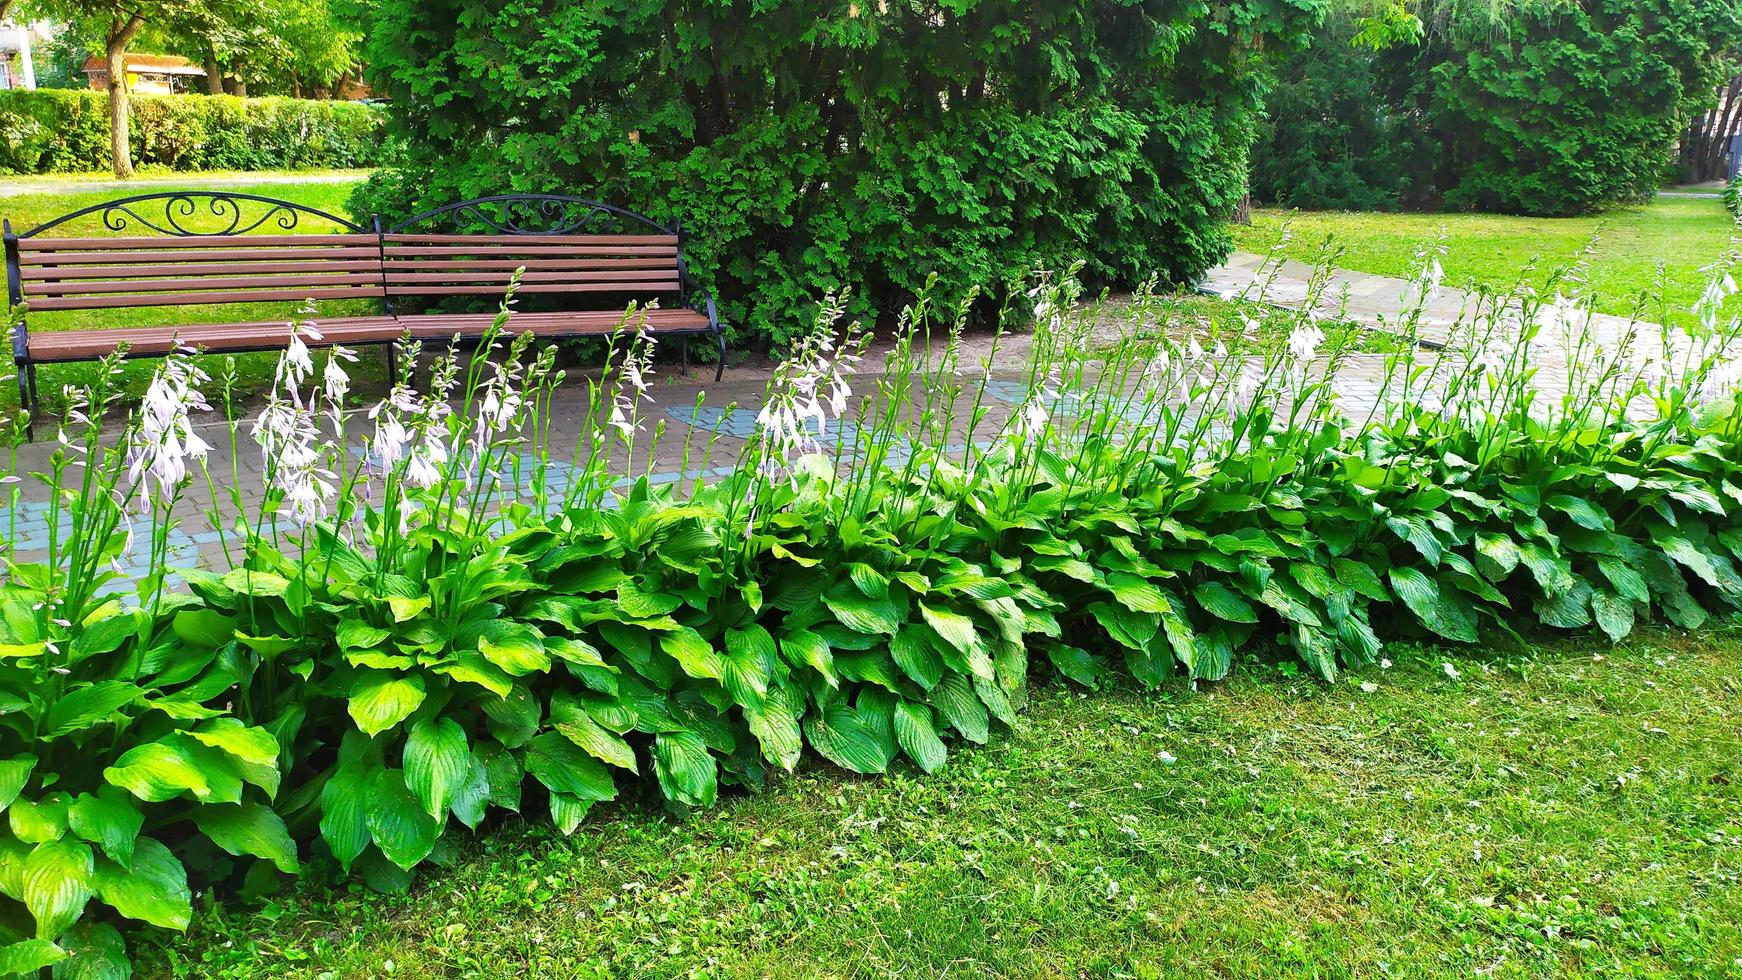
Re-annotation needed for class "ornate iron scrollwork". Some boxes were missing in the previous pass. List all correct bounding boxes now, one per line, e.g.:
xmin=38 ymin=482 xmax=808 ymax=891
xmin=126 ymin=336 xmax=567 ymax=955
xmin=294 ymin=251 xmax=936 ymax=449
xmin=22 ymin=191 xmax=365 ymax=238
xmin=387 ymin=194 xmax=675 ymax=236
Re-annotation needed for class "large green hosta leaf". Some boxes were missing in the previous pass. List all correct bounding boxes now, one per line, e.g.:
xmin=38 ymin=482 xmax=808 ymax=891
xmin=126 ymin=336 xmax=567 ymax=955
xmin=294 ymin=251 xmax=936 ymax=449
xmin=525 ymin=733 xmax=619 ymax=803
xmin=1388 ymin=567 xmax=1477 ymax=643
xmin=44 ymin=682 xmax=141 ymax=738
xmin=892 ymin=700 xmax=947 ymax=774
xmin=0 ymin=939 xmax=66 ymax=975
xmin=365 ymin=769 xmax=439 ymax=871
xmin=347 ymin=671 xmax=427 ymax=737
xmin=67 ymin=789 xmax=141 ymax=868
xmin=822 ymin=584 xmax=904 ymax=636
xmin=91 ymin=836 xmax=190 ymax=931
xmin=194 ymin=803 xmax=300 ymax=874
xmin=929 ymin=676 xmax=990 ymax=744
xmin=802 ymin=702 xmax=892 ymax=775
xmin=23 ymin=839 xmax=93 ymax=939
xmin=0 ymin=756 xmax=36 ymax=814
xmin=652 ymin=731 xmax=717 ymax=807
xmin=404 ymin=718 xmax=471 ymax=820
xmin=744 ymin=684 xmax=804 ymax=772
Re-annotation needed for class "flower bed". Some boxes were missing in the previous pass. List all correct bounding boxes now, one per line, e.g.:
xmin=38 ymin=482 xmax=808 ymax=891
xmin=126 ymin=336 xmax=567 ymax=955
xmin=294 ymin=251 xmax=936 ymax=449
xmin=0 ymin=241 xmax=1739 ymax=974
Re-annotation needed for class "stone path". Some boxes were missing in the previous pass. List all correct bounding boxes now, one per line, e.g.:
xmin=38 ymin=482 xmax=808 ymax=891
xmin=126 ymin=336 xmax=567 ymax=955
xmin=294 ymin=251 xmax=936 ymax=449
xmin=1203 ymin=250 xmax=1695 ymax=378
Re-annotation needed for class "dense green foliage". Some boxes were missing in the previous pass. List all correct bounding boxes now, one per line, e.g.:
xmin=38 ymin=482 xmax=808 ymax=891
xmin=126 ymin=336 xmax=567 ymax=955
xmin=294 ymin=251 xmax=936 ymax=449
xmin=1727 ymin=176 xmax=1741 ymax=217
xmin=1253 ymin=0 xmax=1742 ymax=215
xmin=351 ymin=0 xmax=1322 ymax=346
xmin=1249 ymin=5 xmax=1420 ymax=210
xmin=0 ymin=90 xmax=386 ymax=175
xmin=0 ymin=238 xmax=1740 ymax=972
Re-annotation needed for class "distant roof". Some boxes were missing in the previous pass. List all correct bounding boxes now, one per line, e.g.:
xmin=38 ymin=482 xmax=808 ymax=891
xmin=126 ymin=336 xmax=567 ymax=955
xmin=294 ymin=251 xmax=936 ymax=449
xmin=83 ymin=54 xmax=205 ymax=76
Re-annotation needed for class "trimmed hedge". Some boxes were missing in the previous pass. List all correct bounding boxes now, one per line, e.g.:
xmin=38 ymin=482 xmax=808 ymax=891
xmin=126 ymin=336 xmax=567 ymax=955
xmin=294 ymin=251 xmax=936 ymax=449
xmin=0 ymin=89 xmax=387 ymax=175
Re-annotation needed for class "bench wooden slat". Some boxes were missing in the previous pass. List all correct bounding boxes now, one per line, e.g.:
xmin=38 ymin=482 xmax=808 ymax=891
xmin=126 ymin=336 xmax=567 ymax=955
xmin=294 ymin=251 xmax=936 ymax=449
xmin=27 ymin=286 xmax=386 ymax=312
xmin=25 ymin=316 xmax=405 ymax=361
xmin=20 ymin=260 xmax=388 ymax=280
xmin=18 ymin=246 xmax=384 ymax=266
xmin=384 ymin=233 xmax=677 ymax=245
xmin=381 ymin=245 xmax=678 ymax=258
xmin=22 ymin=234 xmax=375 ymax=250
xmin=385 ymin=282 xmax=679 ymax=297
xmin=24 ymin=273 xmax=389 ymax=297
xmin=380 ymin=257 xmax=676 ymax=271
xmin=381 ymin=270 xmax=676 ymax=285
xmin=395 ymin=308 xmax=710 ymax=338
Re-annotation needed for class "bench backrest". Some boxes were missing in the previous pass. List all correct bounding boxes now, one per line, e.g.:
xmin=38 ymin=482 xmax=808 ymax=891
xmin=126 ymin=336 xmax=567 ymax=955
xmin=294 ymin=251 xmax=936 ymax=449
xmin=380 ymin=196 xmax=685 ymax=304
xmin=5 ymin=193 xmax=383 ymax=314
xmin=379 ymin=233 xmax=683 ymax=301
xmin=5 ymin=193 xmax=691 ymax=316
xmin=13 ymin=234 xmax=387 ymax=313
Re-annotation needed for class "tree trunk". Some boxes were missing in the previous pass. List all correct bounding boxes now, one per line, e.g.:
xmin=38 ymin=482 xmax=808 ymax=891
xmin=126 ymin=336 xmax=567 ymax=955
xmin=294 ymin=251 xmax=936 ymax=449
xmin=105 ymin=14 xmax=146 ymax=181
xmin=291 ymin=74 xmax=302 ymax=99
xmin=1685 ymin=73 xmax=1741 ymax=181
xmin=1233 ymin=191 xmax=1252 ymax=226
xmin=1703 ymin=78 xmax=1741 ymax=180
xmin=204 ymin=43 xmax=224 ymax=95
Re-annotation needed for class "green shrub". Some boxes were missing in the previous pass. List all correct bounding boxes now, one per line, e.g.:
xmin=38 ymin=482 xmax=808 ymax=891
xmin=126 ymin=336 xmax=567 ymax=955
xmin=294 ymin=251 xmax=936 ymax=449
xmin=1 ymin=244 xmax=1740 ymax=973
xmin=1726 ymin=176 xmax=1741 ymax=217
xmin=1252 ymin=0 xmax=1742 ymax=215
xmin=349 ymin=0 xmax=1322 ymax=347
xmin=1249 ymin=8 xmax=1421 ymax=210
xmin=0 ymin=89 xmax=388 ymax=175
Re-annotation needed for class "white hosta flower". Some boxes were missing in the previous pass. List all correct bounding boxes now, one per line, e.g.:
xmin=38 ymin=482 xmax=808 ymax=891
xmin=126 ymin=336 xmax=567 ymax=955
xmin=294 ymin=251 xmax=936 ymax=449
xmin=608 ymin=327 xmax=660 ymax=442
xmin=1422 ymin=253 xmax=1446 ymax=301
xmin=367 ymin=381 xmax=453 ymax=492
xmin=254 ymin=398 xmax=335 ymax=526
xmin=405 ymin=431 xmax=448 ymax=489
xmin=127 ymin=348 xmax=213 ymax=507
xmin=481 ymin=387 xmax=524 ymax=433
xmin=754 ymin=298 xmax=866 ymax=480
xmin=1236 ymin=362 xmax=1263 ymax=402
xmin=1693 ymin=266 xmax=1738 ymax=334
xmin=323 ymin=346 xmax=357 ymax=403
xmin=608 ymin=399 xmax=636 ymax=439
xmin=1287 ymin=323 xmax=1325 ymax=364
xmin=1013 ymin=368 xmax=1061 ymax=444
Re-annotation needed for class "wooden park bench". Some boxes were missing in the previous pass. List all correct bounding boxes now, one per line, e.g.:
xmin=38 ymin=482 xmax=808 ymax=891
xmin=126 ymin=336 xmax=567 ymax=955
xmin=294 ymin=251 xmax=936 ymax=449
xmin=3 ymin=191 xmax=726 ymax=433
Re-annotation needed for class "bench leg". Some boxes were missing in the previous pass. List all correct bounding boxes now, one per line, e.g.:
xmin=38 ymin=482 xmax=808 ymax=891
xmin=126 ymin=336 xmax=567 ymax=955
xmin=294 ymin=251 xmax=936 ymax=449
xmin=680 ymin=336 xmax=690 ymax=376
xmin=15 ymin=363 xmax=30 ymax=442
xmin=714 ymin=330 xmax=726 ymax=383
xmin=386 ymin=344 xmax=399 ymax=387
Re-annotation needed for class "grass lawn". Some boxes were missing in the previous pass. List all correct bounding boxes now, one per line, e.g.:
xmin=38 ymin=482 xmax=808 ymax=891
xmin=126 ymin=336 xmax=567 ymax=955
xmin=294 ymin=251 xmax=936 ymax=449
xmin=0 ymin=175 xmax=379 ymax=419
xmin=141 ymin=631 xmax=1742 ymax=979
xmin=1233 ymin=196 xmax=1741 ymax=323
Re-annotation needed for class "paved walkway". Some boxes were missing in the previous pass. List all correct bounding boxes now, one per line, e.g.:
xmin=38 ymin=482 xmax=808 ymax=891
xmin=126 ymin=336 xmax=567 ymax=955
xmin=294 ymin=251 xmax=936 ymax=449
xmin=0 ymin=170 xmax=371 ymax=198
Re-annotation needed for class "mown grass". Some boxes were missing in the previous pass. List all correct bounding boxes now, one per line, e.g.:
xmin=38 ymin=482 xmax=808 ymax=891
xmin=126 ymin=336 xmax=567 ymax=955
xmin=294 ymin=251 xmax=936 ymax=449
xmin=1233 ymin=196 xmax=1741 ymax=323
xmin=1 ymin=175 xmax=380 ymax=418
xmin=142 ymin=631 xmax=1742 ymax=979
